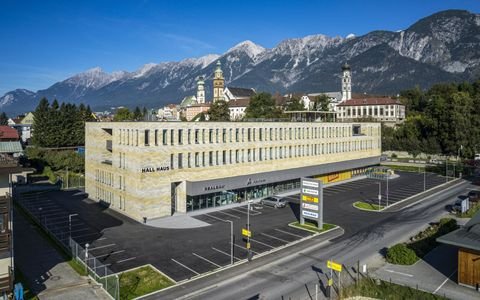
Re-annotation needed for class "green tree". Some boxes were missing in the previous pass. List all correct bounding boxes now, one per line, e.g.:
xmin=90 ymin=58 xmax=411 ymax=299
xmin=0 ymin=112 xmax=8 ymax=125
xmin=286 ymin=96 xmax=305 ymax=111
xmin=114 ymin=108 xmax=133 ymax=121
xmin=133 ymin=106 xmax=143 ymax=121
xmin=314 ymin=94 xmax=330 ymax=111
xmin=32 ymin=98 xmax=51 ymax=147
xmin=208 ymin=100 xmax=230 ymax=121
xmin=245 ymin=92 xmax=283 ymax=119
xmin=142 ymin=107 xmax=148 ymax=119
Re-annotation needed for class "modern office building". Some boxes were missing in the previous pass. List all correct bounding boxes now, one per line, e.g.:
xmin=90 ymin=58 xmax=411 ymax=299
xmin=85 ymin=121 xmax=381 ymax=221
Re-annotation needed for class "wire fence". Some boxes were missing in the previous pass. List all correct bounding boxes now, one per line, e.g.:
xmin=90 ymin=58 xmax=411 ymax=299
xmin=13 ymin=189 xmax=119 ymax=299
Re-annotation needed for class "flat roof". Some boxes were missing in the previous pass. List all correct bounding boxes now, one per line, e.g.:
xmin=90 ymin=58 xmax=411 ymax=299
xmin=437 ymin=211 xmax=480 ymax=251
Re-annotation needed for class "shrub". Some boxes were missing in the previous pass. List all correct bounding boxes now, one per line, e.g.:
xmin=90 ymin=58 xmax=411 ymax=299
xmin=386 ymin=243 xmax=418 ymax=265
xmin=42 ymin=166 xmax=57 ymax=183
xmin=391 ymin=153 xmax=398 ymax=158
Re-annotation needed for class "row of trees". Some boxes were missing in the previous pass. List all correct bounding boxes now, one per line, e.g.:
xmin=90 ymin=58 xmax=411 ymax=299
xmin=113 ymin=106 xmax=148 ymax=121
xmin=33 ymin=98 xmax=95 ymax=147
xmin=382 ymin=80 xmax=480 ymax=158
xmin=0 ymin=112 xmax=7 ymax=125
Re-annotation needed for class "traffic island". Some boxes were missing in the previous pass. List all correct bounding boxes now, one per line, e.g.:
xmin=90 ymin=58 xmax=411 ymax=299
xmin=289 ymin=221 xmax=337 ymax=234
xmin=353 ymin=201 xmax=385 ymax=211
xmin=119 ymin=265 xmax=175 ymax=300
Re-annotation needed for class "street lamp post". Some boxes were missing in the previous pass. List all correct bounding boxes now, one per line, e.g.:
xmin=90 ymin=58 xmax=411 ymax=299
xmin=386 ymin=174 xmax=389 ymax=207
xmin=377 ymin=182 xmax=381 ymax=210
xmin=69 ymin=213 xmax=78 ymax=241
xmin=445 ymin=157 xmax=448 ymax=183
xmin=247 ymin=200 xmax=253 ymax=261
xmin=85 ymin=243 xmax=90 ymax=273
xmin=424 ymin=167 xmax=426 ymax=191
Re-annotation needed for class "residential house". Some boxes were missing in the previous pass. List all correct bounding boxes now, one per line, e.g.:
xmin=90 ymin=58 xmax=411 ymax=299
xmin=336 ymin=97 xmax=405 ymax=124
xmin=185 ymin=103 xmax=210 ymax=121
xmin=228 ymin=98 xmax=250 ymax=121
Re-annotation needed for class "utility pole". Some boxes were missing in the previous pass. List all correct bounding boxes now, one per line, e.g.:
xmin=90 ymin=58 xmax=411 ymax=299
xmin=424 ymin=167 xmax=426 ymax=191
xmin=386 ymin=173 xmax=389 ymax=207
xmin=225 ymin=220 xmax=233 ymax=265
xmin=247 ymin=200 xmax=252 ymax=261
xmin=377 ymin=182 xmax=381 ymax=210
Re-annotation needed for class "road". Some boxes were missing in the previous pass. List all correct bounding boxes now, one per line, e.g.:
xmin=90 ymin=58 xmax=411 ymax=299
xmin=145 ymin=179 xmax=470 ymax=300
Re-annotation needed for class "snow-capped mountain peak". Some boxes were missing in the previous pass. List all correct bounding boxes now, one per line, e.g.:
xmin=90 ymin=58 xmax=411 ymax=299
xmin=133 ymin=63 xmax=158 ymax=78
xmin=227 ymin=40 xmax=266 ymax=59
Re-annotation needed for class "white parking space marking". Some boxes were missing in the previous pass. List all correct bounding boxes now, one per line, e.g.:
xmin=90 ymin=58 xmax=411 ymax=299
xmin=204 ymin=213 xmax=228 ymax=222
xmin=171 ymin=258 xmax=200 ymax=275
xmin=88 ymin=243 xmax=116 ymax=251
xmin=215 ymin=210 xmax=241 ymax=219
xmin=433 ymin=270 xmax=456 ymax=294
xmin=275 ymin=228 xmax=304 ymax=239
xmin=211 ymin=247 xmax=241 ymax=261
xmin=261 ymin=232 xmax=289 ymax=243
xmin=250 ymin=238 xmax=274 ymax=249
xmin=95 ymin=250 xmax=125 ymax=258
xmin=115 ymin=257 xmax=136 ymax=264
xmin=385 ymin=269 xmax=414 ymax=277
xmin=230 ymin=207 xmax=261 ymax=216
xmin=232 ymin=243 xmax=259 ymax=255
xmin=192 ymin=252 xmax=221 ymax=268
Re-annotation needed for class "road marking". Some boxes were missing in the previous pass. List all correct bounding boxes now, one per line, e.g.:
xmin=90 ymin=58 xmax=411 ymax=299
xmin=230 ymin=207 xmax=261 ymax=216
xmin=215 ymin=210 xmax=241 ymax=219
xmin=171 ymin=258 xmax=200 ymax=275
xmin=385 ymin=269 xmax=414 ymax=277
xmin=95 ymin=250 xmax=125 ymax=258
xmin=88 ymin=243 xmax=116 ymax=251
xmin=192 ymin=252 xmax=221 ymax=268
xmin=275 ymin=228 xmax=304 ymax=239
xmin=211 ymin=247 xmax=240 ymax=261
xmin=433 ymin=270 xmax=456 ymax=294
xmin=250 ymin=238 xmax=274 ymax=249
xmin=261 ymin=232 xmax=290 ymax=243
xmin=232 ymin=243 xmax=259 ymax=255
xmin=115 ymin=257 xmax=136 ymax=264
xmin=204 ymin=213 xmax=228 ymax=222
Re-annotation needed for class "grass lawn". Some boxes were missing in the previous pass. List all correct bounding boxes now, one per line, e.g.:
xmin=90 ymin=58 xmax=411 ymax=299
xmin=119 ymin=266 xmax=175 ymax=300
xmin=341 ymin=277 xmax=446 ymax=300
xmin=353 ymin=201 xmax=384 ymax=211
xmin=289 ymin=221 xmax=336 ymax=233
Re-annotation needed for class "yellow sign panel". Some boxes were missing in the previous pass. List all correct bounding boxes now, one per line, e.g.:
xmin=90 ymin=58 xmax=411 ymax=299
xmin=246 ymin=242 xmax=251 ymax=249
xmin=327 ymin=260 xmax=342 ymax=272
xmin=328 ymin=278 xmax=333 ymax=286
xmin=242 ymin=228 xmax=251 ymax=238
xmin=301 ymin=195 xmax=319 ymax=203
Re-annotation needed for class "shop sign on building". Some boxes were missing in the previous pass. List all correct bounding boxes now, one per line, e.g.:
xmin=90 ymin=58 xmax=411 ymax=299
xmin=300 ymin=178 xmax=323 ymax=229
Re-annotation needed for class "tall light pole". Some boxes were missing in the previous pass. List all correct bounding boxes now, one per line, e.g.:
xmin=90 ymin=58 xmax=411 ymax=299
xmin=69 ymin=213 xmax=78 ymax=241
xmin=457 ymin=145 xmax=463 ymax=179
xmin=445 ymin=156 xmax=448 ymax=183
xmin=386 ymin=172 xmax=389 ymax=207
xmin=377 ymin=182 xmax=381 ymax=210
xmin=424 ymin=167 xmax=426 ymax=191
xmin=85 ymin=243 xmax=90 ymax=273
xmin=247 ymin=200 xmax=253 ymax=261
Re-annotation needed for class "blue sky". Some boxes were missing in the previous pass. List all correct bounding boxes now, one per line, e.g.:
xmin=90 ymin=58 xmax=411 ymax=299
xmin=0 ymin=0 xmax=479 ymax=95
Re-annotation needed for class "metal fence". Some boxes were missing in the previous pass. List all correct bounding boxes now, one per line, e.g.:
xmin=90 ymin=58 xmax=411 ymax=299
xmin=13 ymin=190 xmax=119 ymax=299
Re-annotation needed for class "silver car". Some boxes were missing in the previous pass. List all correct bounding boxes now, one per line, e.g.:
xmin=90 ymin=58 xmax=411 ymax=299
xmin=260 ymin=196 xmax=286 ymax=208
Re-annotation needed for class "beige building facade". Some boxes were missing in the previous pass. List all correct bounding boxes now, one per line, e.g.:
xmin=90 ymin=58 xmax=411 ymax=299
xmin=85 ymin=121 xmax=381 ymax=221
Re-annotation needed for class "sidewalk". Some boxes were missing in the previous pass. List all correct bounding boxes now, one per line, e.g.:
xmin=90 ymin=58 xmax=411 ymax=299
xmin=14 ymin=208 xmax=111 ymax=300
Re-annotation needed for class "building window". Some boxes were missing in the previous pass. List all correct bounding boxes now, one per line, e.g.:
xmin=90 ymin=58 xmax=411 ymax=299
xmin=162 ymin=129 xmax=168 ymax=145
xmin=187 ymin=129 xmax=191 ymax=144
xmin=222 ymin=150 xmax=226 ymax=164
xmin=195 ymin=152 xmax=200 ymax=167
xmin=144 ymin=130 xmax=150 ymax=146
xmin=178 ymin=153 xmax=183 ymax=169
xmin=170 ymin=129 xmax=174 ymax=145
xmin=216 ymin=129 xmax=219 ymax=143
xmin=188 ymin=153 xmax=191 ymax=168
xmin=259 ymin=128 xmax=263 ymax=141
xmin=154 ymin=130 xmax=158 ymax=146
xmin=235 ymin=129 xmax=239 ymax=142
xmin=202 ymin=129 xmax=206 ymax=144
xmin=195 ymin=129 xmax=199 ymax=144
xmin=222 ymin=129 xmax=227 ymax=143
xmin=209 ymin=129 xmax=214 ymax=143
xmin=236 ymin=150 xmax=240 ymax=163
xmin=209 ymin=151 xmax=213 ymax=166
xmin=178 ymin=129 xmax=183 ymax=145
xmin=170 ymin=154 xmax=174 ymax=170
xmin=259 ymin=148 xmax=263 ymax=161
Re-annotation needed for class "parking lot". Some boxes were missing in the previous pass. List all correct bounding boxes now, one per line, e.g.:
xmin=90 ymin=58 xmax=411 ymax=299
xmin=14 ymin=170 xmax=448 ymax=282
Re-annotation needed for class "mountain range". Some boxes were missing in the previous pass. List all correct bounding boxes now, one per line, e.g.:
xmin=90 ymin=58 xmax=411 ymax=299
xmin=1 ymin=9 xmax=479 ymax=116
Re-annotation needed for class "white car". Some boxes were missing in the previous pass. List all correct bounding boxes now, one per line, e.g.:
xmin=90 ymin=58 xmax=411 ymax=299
xmin=260 ymin=196 xmax=286 ymax=208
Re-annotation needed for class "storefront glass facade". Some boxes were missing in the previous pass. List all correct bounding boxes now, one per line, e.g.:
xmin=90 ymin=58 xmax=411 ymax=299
xmin=186 ymin=178 xmax=301 ymax=212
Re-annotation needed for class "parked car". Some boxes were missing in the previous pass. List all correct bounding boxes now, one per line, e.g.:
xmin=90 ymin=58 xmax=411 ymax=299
xmin=260 ymin=196 xmax=286 ymax=208
xmin=468 ymin=190 xmax=480 ymax=202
